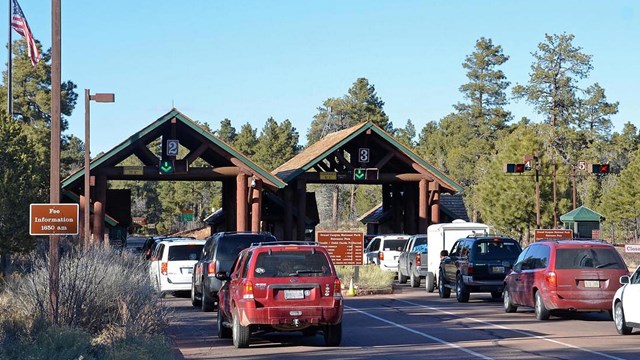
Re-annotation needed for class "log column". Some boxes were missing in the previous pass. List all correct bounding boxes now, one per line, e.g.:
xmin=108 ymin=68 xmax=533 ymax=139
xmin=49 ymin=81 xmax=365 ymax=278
xmin=93 ymin=175 xmax=107 ymax=244
xmin=250 ymin=178 xmax=263 ymax=232
xmin=419 ymin=179 xmax=429 ymax=233
xmin=429 ymin=182 xmax=441 ymax=224
xmin=236 ymin=173 xmax=248 ymax=231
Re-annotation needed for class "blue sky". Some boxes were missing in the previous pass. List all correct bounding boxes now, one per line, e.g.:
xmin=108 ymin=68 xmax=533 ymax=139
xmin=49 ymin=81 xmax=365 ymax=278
xmin=5 ymin=1 xmax=639 ymax=155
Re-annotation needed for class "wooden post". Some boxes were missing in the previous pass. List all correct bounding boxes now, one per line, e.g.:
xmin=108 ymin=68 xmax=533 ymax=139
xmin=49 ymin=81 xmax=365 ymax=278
xmin=296 ymin=180 xmax=306 ymax=240
xmin=251 ymin=178 xmax=262 ymax=232
xmin=284 ymin=186 xmax=293 ymax=240
xmin=429 ymin=182 xmax=440 ymax=224
xmin=93 ymin=175 xmax=106 ymax=244
xmin=419 ymin=179 xmax=428 ymax=233
xmin=236 ymin=173 xmax=248 ymax=231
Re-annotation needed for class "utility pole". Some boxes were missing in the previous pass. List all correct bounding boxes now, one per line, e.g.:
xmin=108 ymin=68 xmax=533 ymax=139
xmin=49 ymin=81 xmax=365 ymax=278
xmin=534 ymin=153 xmax=541 ymax=229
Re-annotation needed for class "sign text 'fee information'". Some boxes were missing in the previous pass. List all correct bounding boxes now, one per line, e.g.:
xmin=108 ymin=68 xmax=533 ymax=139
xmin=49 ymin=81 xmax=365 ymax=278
xmin=316 ymin=231 xmax=363 ymax=266
xmin=29 ymin=203 xmax=79 ymax=235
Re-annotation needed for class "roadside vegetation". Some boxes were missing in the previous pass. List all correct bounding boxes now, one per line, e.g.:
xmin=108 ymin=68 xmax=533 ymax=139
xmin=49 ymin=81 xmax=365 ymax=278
xmin=336 ymin=265 xmax=396 ymax=294
xmin=0 ymin=246 xmax=173 ymax=360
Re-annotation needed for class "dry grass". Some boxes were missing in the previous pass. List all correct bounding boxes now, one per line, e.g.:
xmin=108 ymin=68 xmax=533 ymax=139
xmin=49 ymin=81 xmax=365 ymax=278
xmin=336 ymin=264 xmax=396 ymax=291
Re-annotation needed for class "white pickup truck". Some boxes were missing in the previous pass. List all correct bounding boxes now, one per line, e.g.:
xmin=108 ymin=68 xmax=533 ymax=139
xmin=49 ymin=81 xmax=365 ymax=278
xmin=397 ymin=234 xmax=428 ymax=288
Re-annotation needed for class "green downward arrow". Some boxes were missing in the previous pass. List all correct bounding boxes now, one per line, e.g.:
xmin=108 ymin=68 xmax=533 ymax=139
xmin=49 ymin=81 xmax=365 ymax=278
xmin=354 ymin=169 xmax=365 ymax=180
xmin=160 ymin=161 xmax=173 ymax=174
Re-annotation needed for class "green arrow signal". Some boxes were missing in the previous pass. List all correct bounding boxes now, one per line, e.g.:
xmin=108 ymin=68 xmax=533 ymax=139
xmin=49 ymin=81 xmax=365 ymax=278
xmin=354 ymin=168 xmax=365 ymax=180
xmin=160 ymin=160 xmax=174 ymax=174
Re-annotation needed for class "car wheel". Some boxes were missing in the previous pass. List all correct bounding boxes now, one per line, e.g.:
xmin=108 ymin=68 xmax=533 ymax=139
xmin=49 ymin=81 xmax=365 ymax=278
xmin=456 ymin=274 xmax=470 ymax=303
xmin=410 ymin=271 xmax=420 ymax=288
xmin=426 ymin=272 xmax=435 ymax=293
xmin=217 ymin=309 xmax=232 ymax=339
xmin=614 ymin=301 xmax=633 ymax=335
xmin=323 ymin=322 xmax=342 ymax=346
xmin=491 ymin=291 xmax=502 ymax=300
xmin=398 ymin=268 xmax=408 ymax=284
xmin=503 ymin=288 xmax=518 ymax=313
xmin=534 ymin=291 xmax=550 ymax=320
xmin=438 ymin=272 xmax=451 ymax=298
xmin=191 ymin=281 xmax=201 ymax=307
xmin=232 ymin=307 xmax=250 ymax=348
xmin=201 ymin=284 xmax=215 ymax=312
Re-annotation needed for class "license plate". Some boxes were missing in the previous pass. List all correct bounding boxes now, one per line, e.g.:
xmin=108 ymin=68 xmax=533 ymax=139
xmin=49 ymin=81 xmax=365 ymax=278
xmin=284 ymin=289 xmax=304 ymax=299
xmin=584 ymin=280 xmax=600 ymax=288
xmin=491 ymin=266 xmax=505 ymax=273
xmin=182 ymin=267 xmax=192 ymax=274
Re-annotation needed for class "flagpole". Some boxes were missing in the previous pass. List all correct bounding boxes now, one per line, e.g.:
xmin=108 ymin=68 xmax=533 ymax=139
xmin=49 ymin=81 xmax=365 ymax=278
xmin=8 ymin=0 xmax=12 ymax=118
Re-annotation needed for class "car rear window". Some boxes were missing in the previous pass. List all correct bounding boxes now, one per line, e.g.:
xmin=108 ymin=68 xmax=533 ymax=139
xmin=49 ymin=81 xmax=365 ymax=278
xmin=555 ymin=247 xmax=626 ymax=269
xmin=217 ymin=235 xmax=274 ymax=260
xmin=168 ymin=245 xmax=203 ymax=261
xmin=253 ymin=250 xmax=331 ymax=278
xmin=382 ymin=239 xmax=408 ymax=251
xmin=412 ymin=237 xmax=427 ymax=251
xmin=473 ymin=239 xmax=521 ymax=260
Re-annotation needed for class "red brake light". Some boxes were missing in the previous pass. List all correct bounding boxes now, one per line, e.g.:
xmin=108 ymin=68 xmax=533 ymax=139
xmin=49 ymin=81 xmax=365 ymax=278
xmin=378 ymin=251 xmax=384 ymax=261
xmin=545 ymin=271 xmax=557 ymax=288
xmin=467 ymin=263 xmax=474 ymax=275
xmin=207 ymin=262 xmax=216 ymax=276
xmin=161 ymin=262 xmax=168 ymax=275
xmin=415 ymin=253 xmax=421 ymax=266
xmin=243 ymin=280 xmax=254 ymax=299
xmin=334 ymin=278 xmax=341 ymax=296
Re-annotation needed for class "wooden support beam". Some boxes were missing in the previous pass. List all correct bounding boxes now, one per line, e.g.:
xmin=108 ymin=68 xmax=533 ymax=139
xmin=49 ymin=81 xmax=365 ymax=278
xmin=236 ymin=173 xmax=248 ymax=231
xmin=185 ymin=143 xmax=208 ymax=164
xmin=375 ymin=152 xmax=395 ymax=169
xmin=251 ymin=178 xmax=262 ymax=232
xmin=334 ymin=150 xmax=354 ymax=170
xmin=133 ymin=145 xmax=159 ymax=166
xmin=419 ymin=179 xmax=429 ymax=233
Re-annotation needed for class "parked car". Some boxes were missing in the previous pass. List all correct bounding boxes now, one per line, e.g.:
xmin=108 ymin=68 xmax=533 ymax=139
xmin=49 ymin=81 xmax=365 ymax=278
xmin=148 ymin=238 xmax=206 ymax=296
xmin=124 ymin=236 xmax=148 ymax=256
xmin=143 ymin=235 xmax=195 ymax=260
xmin=397 ymin=234 xmax=428 ymax=287
xmin=503 ymin=239 xmax=628 ymax=320
xmin=363 ymin=234 xmax=410 ymax=272
xmin=613 ymin=265 xmax=640 ymax=335
xmin=216 ymin=241 xmax=343 ymax=348
xmin=191 ymin=231 xmax=276 ymax=311
xmin=439 ymin=235 xmax=522 ymax=302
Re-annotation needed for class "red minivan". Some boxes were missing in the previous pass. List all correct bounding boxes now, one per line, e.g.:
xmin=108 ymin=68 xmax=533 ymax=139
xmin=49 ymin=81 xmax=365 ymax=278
xmin=503 ymin=239 xmax=628 ymax=320
xmin=216 ymin=242 xmax=343 ymax=348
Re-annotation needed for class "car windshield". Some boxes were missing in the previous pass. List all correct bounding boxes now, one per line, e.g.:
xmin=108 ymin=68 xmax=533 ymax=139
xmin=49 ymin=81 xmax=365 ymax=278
xmin=217 ymin=235 xmax=273 ymax=260
xmin=168 ymin=245 xmax=203 ymax=261
xmin=555 ymin=247 xmax=626 ymax=269
xmin=474 ymin=239 xmax=521 ymax=260
xmin=253 ymin=250 xmax=331 ymax=278
xmin=382 ymin=239 xmax=408 ymax=251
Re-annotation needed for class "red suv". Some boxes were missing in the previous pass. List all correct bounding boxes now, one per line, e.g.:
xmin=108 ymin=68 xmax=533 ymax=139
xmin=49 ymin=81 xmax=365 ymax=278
xmin=216 ymin=242 xmax=344 ymax=348
xmin=503 ymin=239 xmax=628 ymax=320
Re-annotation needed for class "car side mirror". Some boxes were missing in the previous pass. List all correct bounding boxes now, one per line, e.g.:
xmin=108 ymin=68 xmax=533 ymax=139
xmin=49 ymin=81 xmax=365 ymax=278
xmin=619 ymin=275 xmax=630 ymax=285
xmin=215 ymin=271 xmax=230 ymax=281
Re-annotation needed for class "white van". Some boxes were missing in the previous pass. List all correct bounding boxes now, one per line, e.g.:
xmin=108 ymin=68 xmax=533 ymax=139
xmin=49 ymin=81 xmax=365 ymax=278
xmin=425 ymin=220 xmax=489 ymax=292
xmin=364 ymin=234 xmax=410 ymax=272
xmin=149 ymin=238 xmax=206 ymax=295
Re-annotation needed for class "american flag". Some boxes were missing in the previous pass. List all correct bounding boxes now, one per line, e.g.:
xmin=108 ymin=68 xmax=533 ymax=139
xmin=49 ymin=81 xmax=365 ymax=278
xmin=11 ymin=0 xmax=40 ymax=66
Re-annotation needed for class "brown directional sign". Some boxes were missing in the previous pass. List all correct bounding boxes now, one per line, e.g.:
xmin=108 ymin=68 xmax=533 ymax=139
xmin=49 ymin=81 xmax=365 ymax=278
xmin=534 ymin=229 xmax=573 ymax=241
xmin=30 ymin=203 xmax=79 ymax=235
xmin=316 ymin=231 xmax=363 ymax=265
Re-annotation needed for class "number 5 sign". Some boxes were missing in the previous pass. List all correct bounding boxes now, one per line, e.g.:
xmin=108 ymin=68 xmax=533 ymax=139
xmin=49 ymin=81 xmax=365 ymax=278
xmin=359 ymin=148 xmax=370 ymax=163
xmin=577 ymin=160 xmax=586 ymax=171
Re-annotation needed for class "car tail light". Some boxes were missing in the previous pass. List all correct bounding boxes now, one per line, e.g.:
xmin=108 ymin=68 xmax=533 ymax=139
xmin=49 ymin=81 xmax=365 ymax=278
xmin=334 ymin=278 xmax=341 ymax=297
xmin=378 ymin=251 xmax=384 ymax=261
xmin=242 ymin=280 xmax=254 ymax=299
xmin=467 ymin=263 xmax=474 ymax=275
xmin=415 ymin=254 xmax=421 ymax=266
xmin=207 ymin=262 xmax=216 ymax=276
xmin=545 ymin=271 xmax=557 ymax=289
xmin=161 ymin=262 xmax=168 ymax=275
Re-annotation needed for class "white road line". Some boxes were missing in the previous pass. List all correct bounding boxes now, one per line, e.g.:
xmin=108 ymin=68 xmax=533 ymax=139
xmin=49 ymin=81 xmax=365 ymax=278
xmin=397 ymin=299 xmax=628 ymax=360
xmin=345 ymin=305 xmax=494 ymax=360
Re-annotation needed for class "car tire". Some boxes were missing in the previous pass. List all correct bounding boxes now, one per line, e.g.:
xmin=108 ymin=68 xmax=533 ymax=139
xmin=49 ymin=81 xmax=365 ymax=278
xmin=426 ymin=272 xmax=435 ymax=293
xmin=503 ymin=288 xmax=518 ymax=313
xmin=456 ymin=274 xmax=470 ymax=303
xmin=614 ymin=301 xmax=633 ymax=335
xmin=534 ymin=291 xmax=550 ymax=320
xmin=324 ymin=322 xmax=342 ymax=346
xmin=398 ymin=268 xmax=408 ymax=284
xmin=201 ymin=284 xmax=215 ymax=312
xmin=217 ymin=310 xmax=232 ymax=339
xmin=191 ymin=281 xmax=201 ymax=307
xmin=232 ymin=307 xmax=250 ymax=348
xmin=438 ymin=272 xmax=451 ymax=298
xmin=410 ymin=271 xmax=420 ymax=288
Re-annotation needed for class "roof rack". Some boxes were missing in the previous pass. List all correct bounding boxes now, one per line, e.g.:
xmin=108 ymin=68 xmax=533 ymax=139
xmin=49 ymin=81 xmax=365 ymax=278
xmin=250 ymin=240 xmax=319 ymax=247
xmin=537 ymin=238 xmax=608 ymax=243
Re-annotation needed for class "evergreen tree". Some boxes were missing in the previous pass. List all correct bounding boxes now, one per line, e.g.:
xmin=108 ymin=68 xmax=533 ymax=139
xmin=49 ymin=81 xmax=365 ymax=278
xmin=234 ymin=123 xmax=258 ymax=157
xmin=215 ymin=118 xmax=237 ymax=144
xmin=393 ymin=119 xmax=417 ymax=148
xmin=253 ymin=117 xmax=300 ymax=170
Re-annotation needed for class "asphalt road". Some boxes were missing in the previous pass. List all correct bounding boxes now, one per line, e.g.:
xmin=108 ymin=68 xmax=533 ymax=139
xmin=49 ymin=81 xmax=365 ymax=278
xmin=165 ymin=284 xmax=640 ymax=360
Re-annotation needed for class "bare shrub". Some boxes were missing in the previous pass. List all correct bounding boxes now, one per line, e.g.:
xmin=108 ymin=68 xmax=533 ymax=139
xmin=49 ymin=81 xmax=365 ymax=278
xmin=2 ymin=247 xmax=169 ymax=338
xmin=336 ymin=265 xmax=395 ymax=290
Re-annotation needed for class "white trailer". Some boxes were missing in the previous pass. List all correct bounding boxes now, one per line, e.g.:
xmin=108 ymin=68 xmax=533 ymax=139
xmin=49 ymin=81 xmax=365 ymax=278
xmin=425 ymin=220 xmax=490 ymax=292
